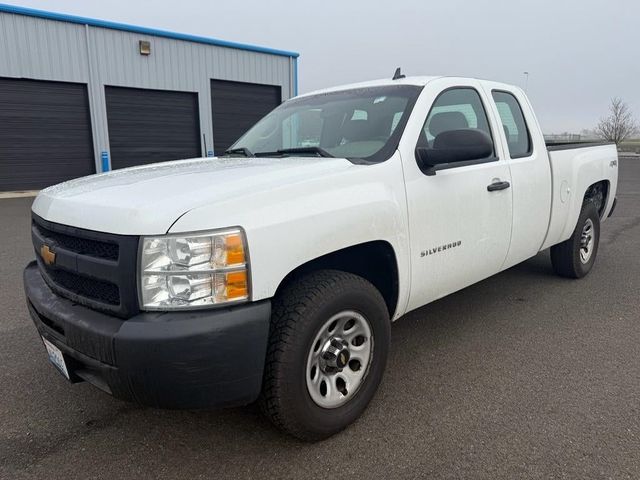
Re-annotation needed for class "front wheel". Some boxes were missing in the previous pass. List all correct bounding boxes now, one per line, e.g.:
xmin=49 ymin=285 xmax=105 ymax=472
xmin=550 ymin=201 xmax=601 ymax=278
xmin=260 ymin=270 xmax=390 ymax=441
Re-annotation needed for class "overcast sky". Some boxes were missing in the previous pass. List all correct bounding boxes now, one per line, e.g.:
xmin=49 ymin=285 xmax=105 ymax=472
xmin=7 ymin=0 xmax=639 ymax=133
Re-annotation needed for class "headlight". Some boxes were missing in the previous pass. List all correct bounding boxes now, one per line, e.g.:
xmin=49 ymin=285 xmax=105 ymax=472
xmin=139 ymin=228 xmax=249 ymax=309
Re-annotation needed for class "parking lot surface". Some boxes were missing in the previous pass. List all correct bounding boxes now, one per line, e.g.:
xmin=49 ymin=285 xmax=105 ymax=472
xmin=1 ymin=159 xmax=639 ymax=479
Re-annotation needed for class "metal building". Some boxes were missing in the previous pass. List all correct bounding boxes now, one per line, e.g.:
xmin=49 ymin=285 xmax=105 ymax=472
xmin=0 ymin=4 xmax=299 ymax=191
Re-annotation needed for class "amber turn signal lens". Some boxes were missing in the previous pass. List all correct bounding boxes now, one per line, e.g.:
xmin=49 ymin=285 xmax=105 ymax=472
xmin=225 ymin=233 xmax=245 ymax=265
xmin=225 ymin=271 xmax=248 ymax=299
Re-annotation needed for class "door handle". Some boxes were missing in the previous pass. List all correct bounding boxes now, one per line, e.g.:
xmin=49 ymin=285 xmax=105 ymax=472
xmin=487 ymin=181 xmax=510 ymax=192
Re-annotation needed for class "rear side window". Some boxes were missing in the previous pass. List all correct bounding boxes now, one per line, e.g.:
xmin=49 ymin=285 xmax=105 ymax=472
xmin=418 ymin=87 xmax=495 ymax=157
xmin=492 ymin=91 xmax=532 ymax=158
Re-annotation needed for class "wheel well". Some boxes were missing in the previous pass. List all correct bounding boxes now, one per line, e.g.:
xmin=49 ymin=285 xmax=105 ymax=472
xmin=583 ymin=180 xmax=609 ymax=218
xmin=274 ymin=241 xmax=400 ymax=318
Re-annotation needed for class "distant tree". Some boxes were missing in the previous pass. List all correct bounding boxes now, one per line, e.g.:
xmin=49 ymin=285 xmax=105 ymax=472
xmin=596 ymin=98 xmax=637 ymax=145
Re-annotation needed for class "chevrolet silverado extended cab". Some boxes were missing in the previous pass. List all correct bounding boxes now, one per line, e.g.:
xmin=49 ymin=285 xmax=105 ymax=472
xmin=24 ymin=75 xmax=618 ymax=441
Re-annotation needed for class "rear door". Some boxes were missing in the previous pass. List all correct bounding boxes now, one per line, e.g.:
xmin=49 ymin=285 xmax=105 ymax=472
xmin=483 ymin=85 xmax=552 ymax=268
xmin=400 ymin=79 xmax=513 ymax=311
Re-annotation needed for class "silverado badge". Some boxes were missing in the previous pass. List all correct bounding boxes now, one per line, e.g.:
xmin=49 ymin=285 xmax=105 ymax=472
xmin=40 ymin=244 xmax=56 ymax=266
xmin=420 ymin=240 xmax=462 ymax=257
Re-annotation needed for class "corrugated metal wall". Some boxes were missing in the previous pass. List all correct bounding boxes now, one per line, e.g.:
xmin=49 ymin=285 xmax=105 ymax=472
xmin=0 ymin=11 xmax=295 ymax=172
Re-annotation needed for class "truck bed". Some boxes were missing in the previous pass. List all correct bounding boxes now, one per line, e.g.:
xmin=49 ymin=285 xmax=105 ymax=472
xmin=546 ymin=141 xmax=611 ymax=151
xmin=541 ymin=142 xmax=618 ymax=251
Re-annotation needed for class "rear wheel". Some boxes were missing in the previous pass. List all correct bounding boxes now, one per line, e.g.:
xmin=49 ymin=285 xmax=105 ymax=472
xmin=260 ymin=270 xmax=390 ymax=441
xmin=550 ymin=201 xmax=600 ymax=278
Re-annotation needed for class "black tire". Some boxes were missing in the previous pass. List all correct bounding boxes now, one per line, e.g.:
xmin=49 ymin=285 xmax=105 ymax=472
xmin=260 ymin=269 xmax=390 ymax=441
xmin=550 ymin=201 xmax=600 ymax=278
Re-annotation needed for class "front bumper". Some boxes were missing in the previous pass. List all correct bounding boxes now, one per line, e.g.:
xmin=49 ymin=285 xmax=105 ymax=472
xmin=24 ymin=261 xmax=271 ymax=409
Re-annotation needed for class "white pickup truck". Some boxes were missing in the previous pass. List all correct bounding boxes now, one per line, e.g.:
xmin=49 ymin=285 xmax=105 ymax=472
xmin=24 ymin=74 xmax=618 ymax=441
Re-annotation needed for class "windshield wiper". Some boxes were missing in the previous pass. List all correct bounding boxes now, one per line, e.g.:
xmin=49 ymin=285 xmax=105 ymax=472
xmin=255 ymin=147 xmax=334 ymax=158
xmin=223 ymin=147 xmax=254 ymax=157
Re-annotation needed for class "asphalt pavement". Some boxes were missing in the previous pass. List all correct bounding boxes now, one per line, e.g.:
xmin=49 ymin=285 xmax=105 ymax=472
xmin=1 ymin=159 xmax=639 ymax=479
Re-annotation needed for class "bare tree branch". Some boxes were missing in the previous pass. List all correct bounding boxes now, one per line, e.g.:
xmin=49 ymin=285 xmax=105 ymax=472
xmin=595 ymin=98 xmax=638 ymax=145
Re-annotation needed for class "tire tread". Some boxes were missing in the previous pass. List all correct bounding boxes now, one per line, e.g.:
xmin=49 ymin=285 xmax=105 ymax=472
xmin=550 ymin=201 xmax=600 ymax=279
xmin=259 ymin=269 xmax=386 ymax=441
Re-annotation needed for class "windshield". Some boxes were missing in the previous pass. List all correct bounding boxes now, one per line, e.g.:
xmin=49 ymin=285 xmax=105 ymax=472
xmin=227 ymin=85 xmax=422 ymax=162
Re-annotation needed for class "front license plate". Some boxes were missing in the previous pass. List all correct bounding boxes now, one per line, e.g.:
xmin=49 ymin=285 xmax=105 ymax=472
xmin=42 ymin=336 xmax=70 ymax=380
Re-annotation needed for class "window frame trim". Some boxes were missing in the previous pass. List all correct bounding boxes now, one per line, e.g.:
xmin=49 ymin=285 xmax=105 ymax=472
xmin=491 ymin=89 xmax=534 ymax=159
xmin=414 ymin=85 xmax=499 ymax=175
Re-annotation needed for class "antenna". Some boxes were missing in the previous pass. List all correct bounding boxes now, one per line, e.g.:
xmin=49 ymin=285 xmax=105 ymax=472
xmin=392 ymin=67 xmax=405 ymax=80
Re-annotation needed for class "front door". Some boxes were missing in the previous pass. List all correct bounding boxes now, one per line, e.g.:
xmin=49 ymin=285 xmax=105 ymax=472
xmin=401 ymin=81 xmax=513 ymax=312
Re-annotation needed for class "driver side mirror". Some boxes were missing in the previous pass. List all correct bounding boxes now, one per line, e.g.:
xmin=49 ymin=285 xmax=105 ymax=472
xmin=416 ymin=129 xmax=493 ymax=176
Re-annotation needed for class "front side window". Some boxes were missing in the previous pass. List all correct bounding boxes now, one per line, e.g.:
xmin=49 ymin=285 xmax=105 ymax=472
xmin=228 ymin=85 xmax=422 ymax=162
xmin=417 ymin=87 xmax=495 ymax=158
xmin=492 ymin=91 xmax=532 ymax=158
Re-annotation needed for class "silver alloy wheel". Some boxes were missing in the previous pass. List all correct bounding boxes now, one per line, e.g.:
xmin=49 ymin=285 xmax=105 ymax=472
xmin=305 ymin=310 xmax=373 ymax=409
xmin=579 ymin=218 xmax=595 ymax=264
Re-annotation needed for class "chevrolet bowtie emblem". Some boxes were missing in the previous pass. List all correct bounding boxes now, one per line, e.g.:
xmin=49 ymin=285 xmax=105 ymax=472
xmin=40 ymin=244 xmax=56 ymax=266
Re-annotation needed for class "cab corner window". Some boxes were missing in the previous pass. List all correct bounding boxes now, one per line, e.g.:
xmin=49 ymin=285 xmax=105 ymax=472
xmin=492 ymin=91 xmax=532 ymax=158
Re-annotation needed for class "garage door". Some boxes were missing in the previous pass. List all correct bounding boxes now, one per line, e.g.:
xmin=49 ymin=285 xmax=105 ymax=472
xmin=105 ymin=86 xmax=201 ymax=169
xmin=211 ymin=80 xmax=281 ymax=155
xmin=0 ymin=77 xmax=95 ymax=191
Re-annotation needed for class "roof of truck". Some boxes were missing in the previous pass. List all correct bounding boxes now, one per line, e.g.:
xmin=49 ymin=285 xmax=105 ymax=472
xmin=296 ymin=76 xmax=441 ymax=99
xmin=296 ymin=76 xmax=523 ymax=99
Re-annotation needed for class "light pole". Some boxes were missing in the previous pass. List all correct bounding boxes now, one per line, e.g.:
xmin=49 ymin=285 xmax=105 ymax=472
xmin=523 ymin=71 xmax=530 ymax=93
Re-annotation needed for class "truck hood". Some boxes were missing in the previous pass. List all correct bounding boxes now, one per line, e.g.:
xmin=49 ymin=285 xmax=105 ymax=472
xmin=32 ymin=156 xmax=355 ymax=235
